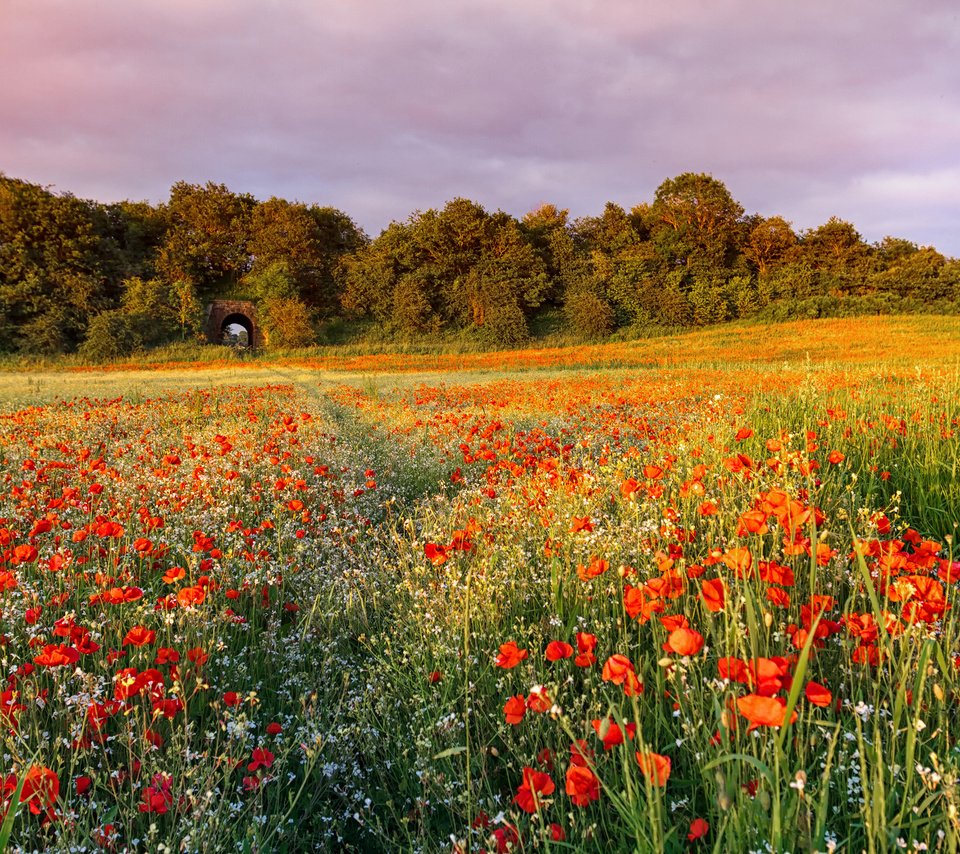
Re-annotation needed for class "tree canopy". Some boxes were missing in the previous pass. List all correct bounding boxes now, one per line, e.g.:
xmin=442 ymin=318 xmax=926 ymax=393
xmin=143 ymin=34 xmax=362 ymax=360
xmin=0 ymin=170 xmax=956 ymax=358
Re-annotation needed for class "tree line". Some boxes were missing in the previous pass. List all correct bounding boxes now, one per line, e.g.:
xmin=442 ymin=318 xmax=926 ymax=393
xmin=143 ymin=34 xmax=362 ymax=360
xmin=1 ymin=171 xmax=957 ymax=358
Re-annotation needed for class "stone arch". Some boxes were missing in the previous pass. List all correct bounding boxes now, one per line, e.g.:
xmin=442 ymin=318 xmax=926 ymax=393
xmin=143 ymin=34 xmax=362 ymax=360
xmin=205 ymin=300 xmax=266 ymax=347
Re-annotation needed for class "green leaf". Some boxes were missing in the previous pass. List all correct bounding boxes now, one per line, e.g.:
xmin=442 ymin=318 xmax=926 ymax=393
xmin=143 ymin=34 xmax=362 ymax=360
xmin=432 ymin=745 xmax=467 ymax=760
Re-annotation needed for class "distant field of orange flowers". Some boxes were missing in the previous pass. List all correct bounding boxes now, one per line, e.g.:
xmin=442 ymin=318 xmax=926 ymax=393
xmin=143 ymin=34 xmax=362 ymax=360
xmin=57 ymin=315 xmax=960 ymax=377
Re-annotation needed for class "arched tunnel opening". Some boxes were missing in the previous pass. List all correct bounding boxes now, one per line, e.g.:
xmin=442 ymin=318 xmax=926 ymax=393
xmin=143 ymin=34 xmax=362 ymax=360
xmin=220 ymin=313 xmax=254 ymax=347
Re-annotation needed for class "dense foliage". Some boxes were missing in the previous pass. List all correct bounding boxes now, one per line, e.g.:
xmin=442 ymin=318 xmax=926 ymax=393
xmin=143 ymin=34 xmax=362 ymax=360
xmin=1 ymin=171 xmax=958 ymax=357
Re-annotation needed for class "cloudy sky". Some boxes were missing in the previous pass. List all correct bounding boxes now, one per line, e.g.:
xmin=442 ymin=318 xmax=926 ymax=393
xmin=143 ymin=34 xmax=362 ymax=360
xmin=2 ymin=0 xmax=958 ymax=255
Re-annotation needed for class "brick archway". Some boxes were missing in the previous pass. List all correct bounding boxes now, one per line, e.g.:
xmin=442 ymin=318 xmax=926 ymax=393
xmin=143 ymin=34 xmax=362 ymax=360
xmin=205 ymin=300 xmax=266 ymax=347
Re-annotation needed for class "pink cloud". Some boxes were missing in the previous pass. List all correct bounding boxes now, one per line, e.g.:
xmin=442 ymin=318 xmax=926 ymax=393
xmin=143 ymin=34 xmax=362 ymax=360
xmin=1 ymin=0 xmax=958 ymax=255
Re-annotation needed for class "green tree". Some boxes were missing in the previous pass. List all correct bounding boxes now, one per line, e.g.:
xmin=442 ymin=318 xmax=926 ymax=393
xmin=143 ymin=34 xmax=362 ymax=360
xmin=650 ymin=173 xmax=745 ymax=272
xmin=797 ymin=217 xmax=872 ymax=296
xmin=247 ymin=199 xmax=366 ymax=318
xmin=340 ymin=222 xmax=418 ymax=322
xmin=743 ymin=216 xmax=797 ymax=277
xmin=120 ymin=276 xmax=180 ymax=346
xmin=0 ymin=175 xmax=111 ymax=353
xmin=563 ymin=285 xmax=616 ymax=337
xmin=339 ymin=199 xmax=546 ymax=342
xmin=521 ymin=203 xmax=583 ymax=306
xmin=871 ymin=246 xmax=950 ymax=300
xmin=157 ymin=181 xmax=254 ymax=299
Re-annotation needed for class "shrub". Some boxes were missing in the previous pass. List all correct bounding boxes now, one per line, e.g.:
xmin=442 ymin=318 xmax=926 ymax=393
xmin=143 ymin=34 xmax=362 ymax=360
xmin=259 ymin=296 xmax=315 ymax=348
xmin=78 ymin=310 xmax=146 ymax=362
xmin=563 ymin=287 xmax=616 ymax=338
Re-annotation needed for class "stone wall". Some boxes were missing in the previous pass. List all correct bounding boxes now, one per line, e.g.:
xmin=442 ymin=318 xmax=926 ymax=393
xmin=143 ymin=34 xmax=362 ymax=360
xmin=205 ymin=300 xmax=265 ymax=347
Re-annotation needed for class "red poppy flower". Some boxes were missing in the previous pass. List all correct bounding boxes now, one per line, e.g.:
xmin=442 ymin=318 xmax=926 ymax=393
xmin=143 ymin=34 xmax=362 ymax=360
xmin=424 ymin=542 xmax=448 ymax=566
xmin=138 ymin=773 xmax=173 ymax=814
xmin=592 ymin=717 xmax=636 ymax=750
xmin=688 ymin=817 xmax=709 ymax=841
xmin=247 ymin=747 xmax=275 ymax=772
xmin=569 ymin=739 xmax=594 ymax=767
xmin=503 ymin=695 xmax=526 ymax=725
xmin=565 ymin=764 xmax=600 ymax=806
xmin=187 ymin=647 xmax=209 ymax=666
xmin=574 ymin=631 xmax=597 ymax=667
xmin=513 ymin=767 xmax=555 ymax=813
xmin=545 ymin=640 xmax=574 ymax=661
xmin=122 ymin=626 xmax=156 ymax=648
xmin=804 ymin=681 xmax=833 ymax=707
xmin=527 ymin=686 xmax=551 ymax=713
xmin=494 ymin=641 xmax=528 ymax=669
xmin=18 ymin=765 xmax=60 ymax=816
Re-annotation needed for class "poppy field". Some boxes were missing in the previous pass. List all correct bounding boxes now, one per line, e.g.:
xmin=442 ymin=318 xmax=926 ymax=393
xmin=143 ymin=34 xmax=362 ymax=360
xmin=1 ymin=316 xmax=959 ymax=852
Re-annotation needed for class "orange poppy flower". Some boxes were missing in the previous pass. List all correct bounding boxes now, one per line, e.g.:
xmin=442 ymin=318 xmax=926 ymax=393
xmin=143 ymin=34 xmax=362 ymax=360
xmin=162 ymin=566 xmax=186 ymax=585
xmin=602 ymin=654 xmax=642 ymax=696
xmin=122 ymin=626 xmax=156 ymax=648
xmin=34 ymin=644 xmax=80 ymax=668
xmin=665 ymin=627 xmax=704 ymax=656
xmin=700 ymin=579 xmax=726 ymax=612
xmin=659 ymin=613 xmax=689 ymax=631
xmin=635 ymin=751 xmax=671 ymax=786
xmin=620 ymin=478 xmax=640 ymax=500
xmin=565 ymin=764 xmax=600 ymax=806
xmin=177 ymin=586 xmax=206 ymax=607
xmin=495 ymin=641 xmax=528 ymax=669
xmin=503 ymin=695 xmax=526 ymax=725
xmin=577 ymin=556 xmax=609 ymax=581
xmin=736 ymin=694 xmax=798 ymax=730
xmin=722 ymin=547 xmax=753 ymax=575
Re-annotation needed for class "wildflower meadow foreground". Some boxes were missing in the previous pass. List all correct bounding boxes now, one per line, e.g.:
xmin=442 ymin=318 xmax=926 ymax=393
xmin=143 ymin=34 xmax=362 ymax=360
xmin=1 ymin=317 xmax=959 ymax=852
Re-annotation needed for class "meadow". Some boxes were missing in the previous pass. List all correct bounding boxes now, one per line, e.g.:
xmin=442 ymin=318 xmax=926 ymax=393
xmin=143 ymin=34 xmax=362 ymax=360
xmin=0 ymin=315 xmax=958 ymax=852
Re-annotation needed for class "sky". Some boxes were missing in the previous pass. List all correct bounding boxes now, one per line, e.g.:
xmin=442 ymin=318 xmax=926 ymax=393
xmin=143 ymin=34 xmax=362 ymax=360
xmin=2 ymin=0 xmax=959 ymax=256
